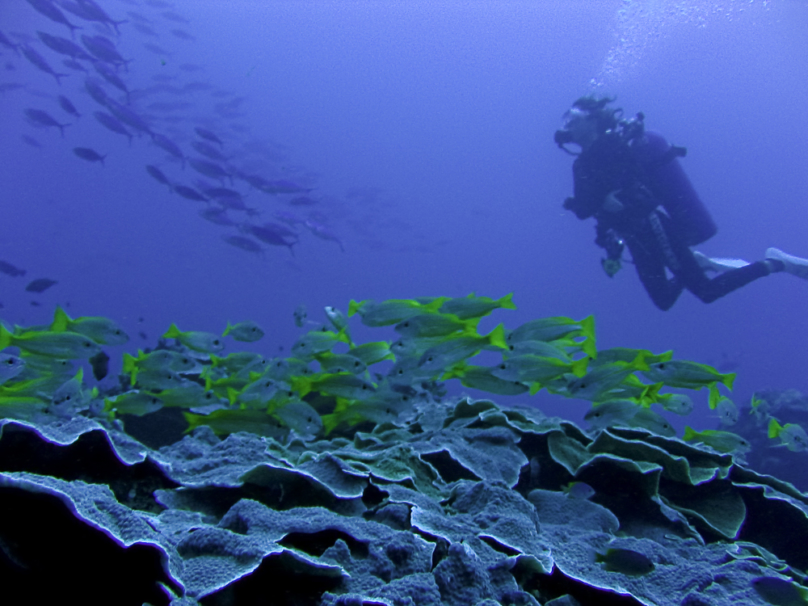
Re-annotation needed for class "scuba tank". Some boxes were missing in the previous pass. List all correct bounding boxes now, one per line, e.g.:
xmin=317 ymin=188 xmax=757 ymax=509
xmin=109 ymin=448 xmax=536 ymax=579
xmin=632 ymin=129 xmax=718 ymax=247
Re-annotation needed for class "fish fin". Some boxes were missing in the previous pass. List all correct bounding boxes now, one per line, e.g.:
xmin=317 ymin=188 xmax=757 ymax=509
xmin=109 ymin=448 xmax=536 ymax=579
xmin=499 ymin=292 xmax=517 ymax=310
xmin=571 ymin=357 xmax=589 ymax=378
xmin=183 ymin=412 xmax=203 ymax=433
xmin=51 ymin=305 xmax=71 ymax=332
xmin=708 ymin=383 xmax=721 ymax=409
xmin=162 ymin=323 xmax=182 ymax=339
xmin=581 ymin=335 xmax=597 ymax=359
xmin=0 ymin=324 xmax=13 ymax=350
xmin=347 ymin=299 xmax=364 ymax=317
xmin=486 ymin=323 xmax=508 ymax=350
xmin=321 ymin=412 xmax=341 ymax=436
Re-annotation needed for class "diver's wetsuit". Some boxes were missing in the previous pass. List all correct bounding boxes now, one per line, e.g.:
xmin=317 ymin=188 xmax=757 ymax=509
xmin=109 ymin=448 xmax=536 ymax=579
xmin=565 ymin=132 xmax=780 ymax=311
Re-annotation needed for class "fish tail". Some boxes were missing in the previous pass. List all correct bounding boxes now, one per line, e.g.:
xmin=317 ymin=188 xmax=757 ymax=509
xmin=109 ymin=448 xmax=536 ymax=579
xmin=708 ymin=383 xmax=721 ymax=409
xmin=347 ymin=299 xmax=364 ymax=317
xmin=722 ymin=372 xmax=736 ymax=391
xmin=321 ymin=412 xmax=341 ymax=436
xmin=768 ymin=417 xmax=783 ymax=439
xmin=639 ymin=382 xmax=663 ymax=406
xmin=162 ymin=323 xmax=182 ymax=340
xmin=581 ymin=335 xmax=597 ymax=359
xmin=336 ymin=327 xmax=352 ymax=346
xmin=0 ymin=324 xmax=12 ymax=350
xmin=290 ymin=376 xmax=313 ymax=398
xmin=571 ymin=357 xmax=589 ymax=378
xmin=683 ymin=426 xmax=697 ymax=441
xmin=183 ymin=412 xmax=203 ymax=433
xmin=122 ymin=353 xmax=138 ymax=384
xmin=486 ymin=323 xmax=508 ymax=350
xmin=579 ymin=315 xmax=596 ymax=341
xmin=51 ymin=305 xmax=71 ymax=332
xmin=443 ymin=361 xmax=467 ymax=380
xmin=499 ymin=292 xmax=517 ymax=310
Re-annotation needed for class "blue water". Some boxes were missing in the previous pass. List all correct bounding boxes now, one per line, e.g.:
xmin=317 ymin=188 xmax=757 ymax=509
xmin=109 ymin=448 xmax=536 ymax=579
xmin=1 ymin=0 xmax=806 ymax=431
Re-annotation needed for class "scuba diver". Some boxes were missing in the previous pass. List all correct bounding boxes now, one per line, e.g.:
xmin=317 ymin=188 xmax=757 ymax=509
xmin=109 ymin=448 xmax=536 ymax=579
xmin=555 ymin=96 xmax=808 ymax=310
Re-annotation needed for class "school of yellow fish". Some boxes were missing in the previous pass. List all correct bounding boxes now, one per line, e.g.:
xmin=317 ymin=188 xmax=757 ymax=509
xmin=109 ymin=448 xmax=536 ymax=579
xmin=1 ymin=294 xmax=806 ymax=455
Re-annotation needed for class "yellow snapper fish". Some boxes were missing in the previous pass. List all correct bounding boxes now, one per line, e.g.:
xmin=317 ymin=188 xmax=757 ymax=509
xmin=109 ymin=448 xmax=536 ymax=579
xmin=50 ymin=368 xmax=86 ymax=407
xmin=292 ymin=372 xmax=376 ymax=400
xmin=506 ymin=315 xmax=596 ymax=357
xmin=291 ymin=327 xmax=351 ymax=358
xmin=162 ymin=323 xmax=225 ymax=353
xmin=641 ymin=360 xmax=735 ymax=391
xmin=0 ymin=395 xmax=48 ymax=420
xmin=210 ymin=352 xmax=267 ymax=375
xmin=0 ymin=324 xmax=101 ymax=359
xmin=222 ymin=320 xmax=265 ymax=342
xmin=16 ymin=352 xmax=74 ymax=380
xmin=346 ymin=341 xmax=394 ymax=366
xmin=271 ymin=400 xmax=322 ymax=438
xmin=713 ymin=396 xmax=739 ymax=427
xmin=394 ymin=313 xmax=479 ymax=339
xmin=153 ymin=384 xmax=225 ymax=409
xmin=348 ymin=297 xmax=447 ymax=327
xmin=123 ymin=349 xmax=198 ymax=384
xmin=628 ymin=407 xmax=676 ymax=436
xmin=506 ymin=339 xmax=574 ymax=361
xmin=656 ymin=392 xmax=694 ymax=416
xmin=584 ymin=399 xmax=642 ymax=430
xmin=315 ymin=352 xmax=367 ymax=374
xmin=768 ymin=418 xmax=808 ymax=452
xmin=322 ymin=387 xmax=415 ymax=433
xmin=134 ymin=368 xmax=186 ymax=391
xmin=104 ymin=391 xmax=163 ymax=417
xmin=50 ymin=306 xmax=129 ymax=345
xmin=492 ymin=353 xmax=588 ymax=386
xmin=565 ymin=354 xmax=649 ymax=402
xmin=184 ymin=408 xmax=289 ymax=439
xmin=683 ymin=426 xmax=751 ymax=455
xmin=438 ymin=292 xmax=516 ymax=320
xmin=417 ymin=324 xmax=508 ymax=374
xmin=443 ymin=362 xmax=529 ymax=396
xmin=230 ymin=377 xmax=279 ymax=408
xmin=595 ymin=347 xmax=673 ymax=366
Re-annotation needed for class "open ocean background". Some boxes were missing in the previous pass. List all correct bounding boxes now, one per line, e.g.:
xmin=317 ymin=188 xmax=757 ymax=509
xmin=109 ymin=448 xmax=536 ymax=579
xmin=1 ymin=0 xmax=806 ymax=432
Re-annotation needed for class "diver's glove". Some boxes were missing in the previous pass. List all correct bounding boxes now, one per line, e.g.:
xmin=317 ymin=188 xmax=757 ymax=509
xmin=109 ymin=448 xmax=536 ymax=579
xmin=603 ymin=190 xmax=624 ymax=213
xmin=597 ymin=227 xmax=625 ymax=278
xmin=601 ymin=257 xmax=622 ymax=278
